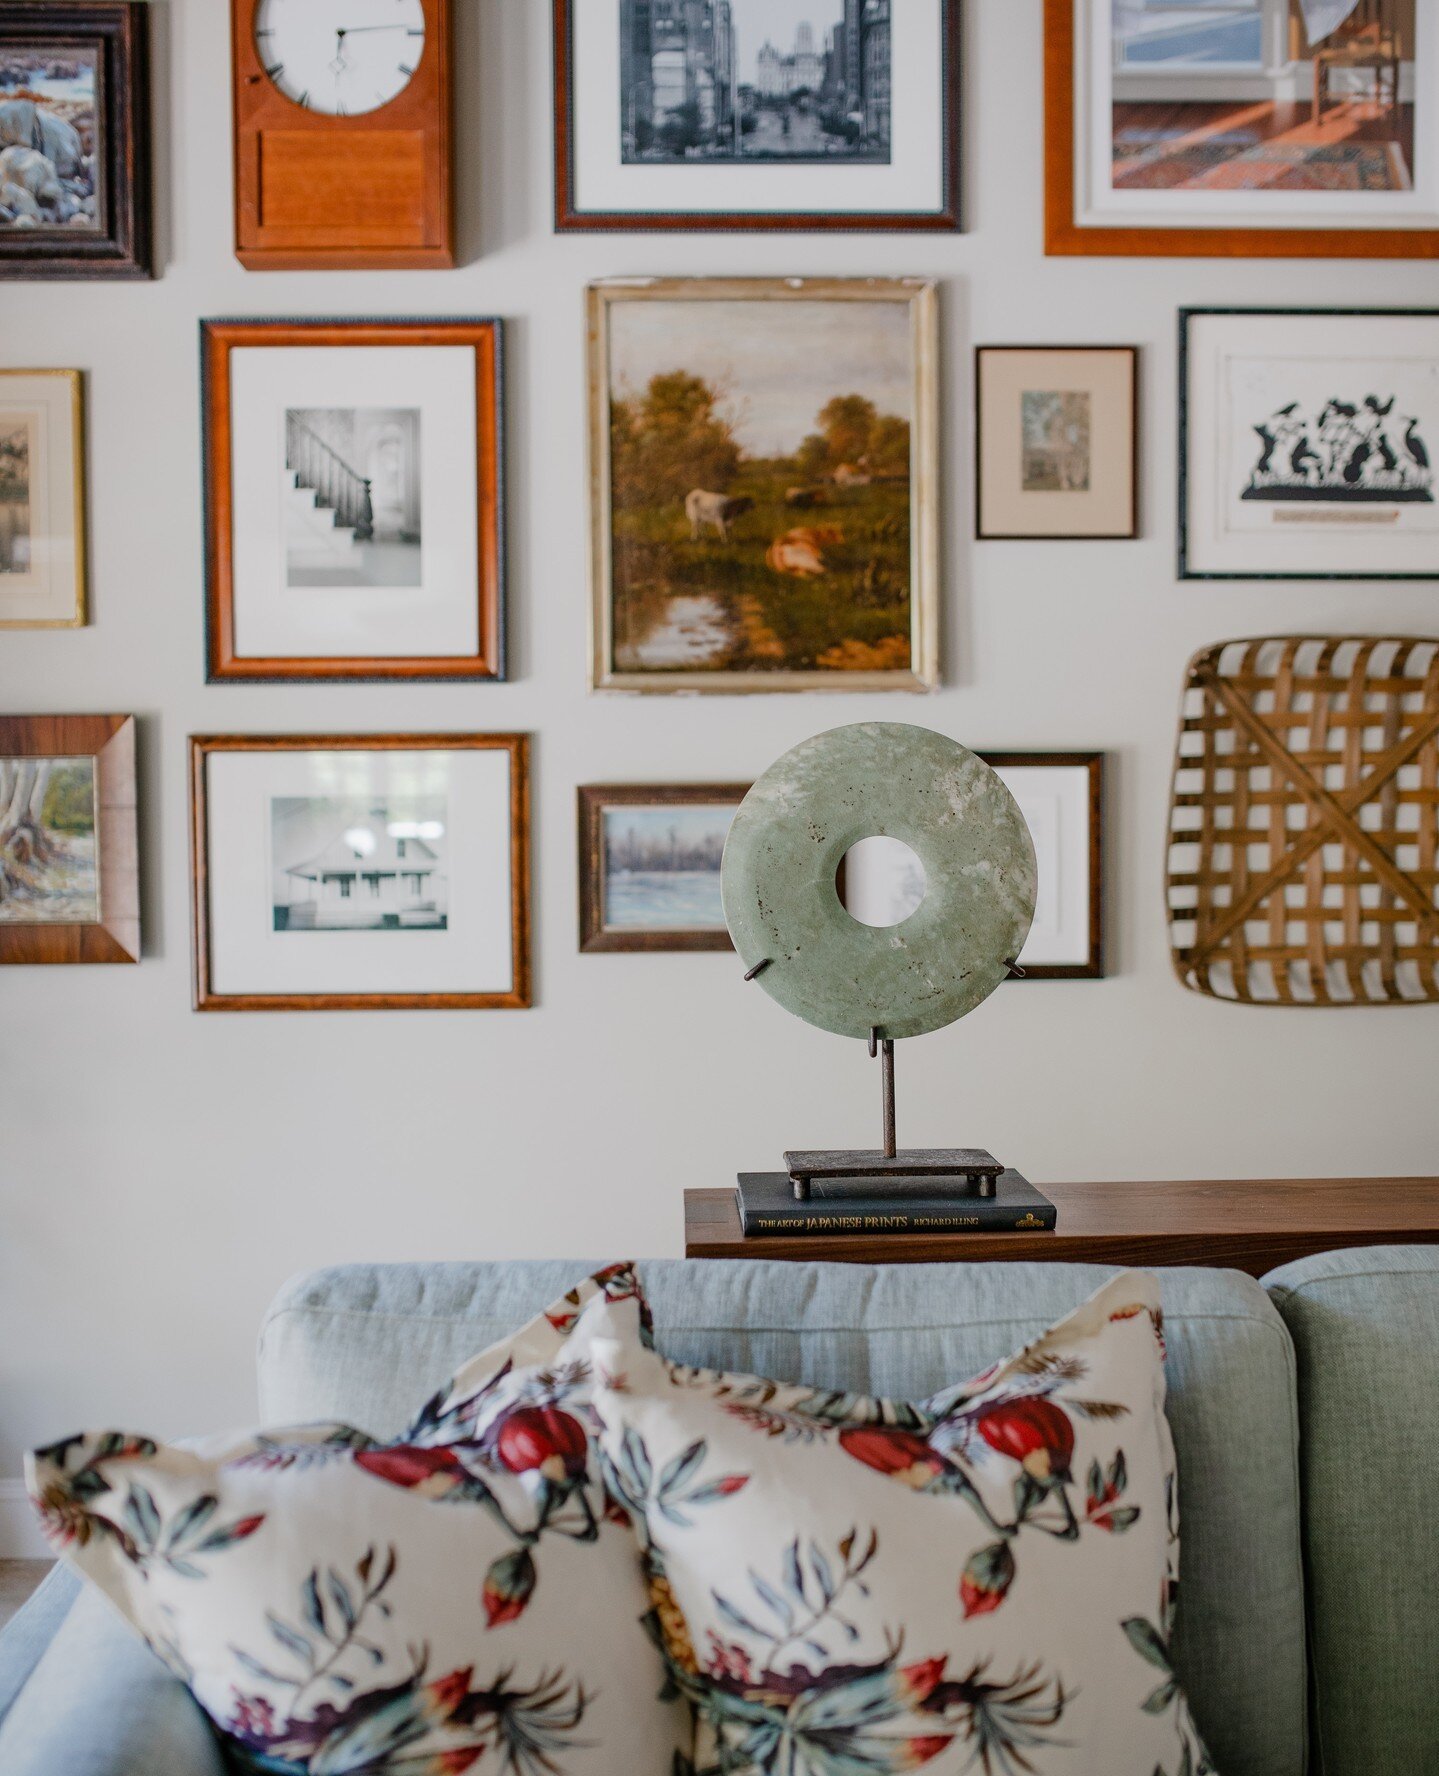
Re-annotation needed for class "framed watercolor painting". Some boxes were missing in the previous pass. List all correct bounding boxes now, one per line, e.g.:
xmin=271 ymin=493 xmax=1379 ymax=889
xmin=587 ymin=277 xmax=939 ymax=694
xmin=975 ymin=346 xmax=1139 ymax=540
xmin=578 ymin=783 xmax=749 ymax=952
xmin=201 ymin=319 xmax=505 ymax=683
xmin=0 ymin=370 xmax=85 ymax=627
xmin=0 ymin=3 xmax=152 ymax=279
xmin=0 ymin=714 xmax=138 ymax=965
xmin=840 ymin=752 xmax=1105 ymax=978
xmin=1180 ymin=308 xmax=1439 ymax=579
xmin=1045 ymin=0 xmax=1439 ymax=258
xmin=554 ymin=0 xmax=961 ymax=232
xmin=190 ymin=734 xmax=530 ymax=1011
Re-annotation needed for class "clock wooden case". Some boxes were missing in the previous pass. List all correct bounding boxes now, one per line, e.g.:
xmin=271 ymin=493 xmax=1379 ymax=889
xmin=230 ymin=0 xmax=452 ymax=270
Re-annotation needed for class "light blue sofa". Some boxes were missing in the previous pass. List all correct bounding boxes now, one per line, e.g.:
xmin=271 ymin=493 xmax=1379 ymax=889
xmin=1 ymin=1247 xmax=1435 ymax=1775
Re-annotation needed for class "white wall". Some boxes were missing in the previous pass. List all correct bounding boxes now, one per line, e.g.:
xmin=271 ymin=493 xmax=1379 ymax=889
xmin=3 ymin=0 xmax=1438 ymax=1493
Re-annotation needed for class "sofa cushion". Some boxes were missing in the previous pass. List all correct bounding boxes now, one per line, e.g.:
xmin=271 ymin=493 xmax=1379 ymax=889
xmin=260 ymin=1258 xmax=1306 ymax=1776
xmin=1266 ymin=1244 xmax=1439 ymax=1776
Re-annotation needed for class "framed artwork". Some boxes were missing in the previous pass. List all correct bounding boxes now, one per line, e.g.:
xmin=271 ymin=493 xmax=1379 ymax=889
xmin=587 ymin=277 xmax=939 ymax=694
xmin=578 ymin=783 xmax=749 ymax=952
xmin=554 ymin=0 xmax=961 ymax=233
xmin=201 ymin=319 xmax=505 ymax=683
xmin=0 ymin=3 xmax=152 ymax=280
xmin=1045 ymin=0 xmax=1439 ymax=259
xmin=0 ymin=714 xmax=138 ymax=965
xmin=1181 ymin=308 xmax=1439 ymax=579
xmin=840 ymin=753 xmax=1105 ymax=978
xmin=190 ymin=734 xmax=529 ymax=1011
xmin=975 ymin=346 xmax=1139 ymax=540
xmin=0 ymin=370 xmax=85 ymax=627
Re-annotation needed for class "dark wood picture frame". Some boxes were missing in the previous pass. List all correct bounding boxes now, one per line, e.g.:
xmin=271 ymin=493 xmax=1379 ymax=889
xmin=983 ymin=752 xmax=1105 ymax=980
xmin=0 ymin=2 xmax=152 ymax=280
xmin=974 ymin=345 xmax=1139 ymax=541
xmin=230 ymin=0 xmax=452 ymax=270
xmin=579 ymin=783 xmax=749 ymax=952
xmin=1044 ymin=0 xmax=1438 ymax=261
xmin=553 ymin=0 xmax=963 ymax=233
xmin=0 ymin=714 xmax=139 ymax=964
xmin=201 ymin=317 xmax=505 ymax=683
xmin=191 ymin=733 xmax=530 ymax=1012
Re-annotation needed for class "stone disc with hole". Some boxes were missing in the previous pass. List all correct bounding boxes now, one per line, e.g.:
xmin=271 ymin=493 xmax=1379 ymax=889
xmin=722 ymin=723 xmax=1037 ymax=1041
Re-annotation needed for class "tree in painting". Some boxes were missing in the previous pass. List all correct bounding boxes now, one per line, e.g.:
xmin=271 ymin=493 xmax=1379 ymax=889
xmin=0 ymin=757 xmax=97 ymax=922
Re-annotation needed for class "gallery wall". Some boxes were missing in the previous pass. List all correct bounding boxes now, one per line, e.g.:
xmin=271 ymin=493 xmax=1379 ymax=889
xmin=2 ymin=0 xmax=1438 ymax=1521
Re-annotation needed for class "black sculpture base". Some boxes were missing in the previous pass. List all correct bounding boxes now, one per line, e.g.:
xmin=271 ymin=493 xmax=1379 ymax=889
xmin=784 ymin=1147 xmax=1005 ymax=1202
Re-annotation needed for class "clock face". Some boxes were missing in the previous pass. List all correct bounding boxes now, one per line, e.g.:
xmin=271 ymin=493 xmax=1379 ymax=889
xmin=254 ymin=0 xmax=426 ymax=117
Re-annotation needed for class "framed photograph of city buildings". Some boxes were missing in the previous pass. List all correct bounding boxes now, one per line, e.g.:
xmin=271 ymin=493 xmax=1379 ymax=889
xmin=587 ymin=277 xmax=940 ymax=694
xmin=0 ymin=369 xmax=86 ymax=628
xmin=1047 ymin=0 xmax=1439 ymax=258
xmin=201 ymin=319 xmax=505 ymax=683
xmin=190 ymin=733 xmax=530 ymax=1011
xmin=1181 ymin=308 xmax=1439 ymax=579
xmin=554 ymin=0 xmax=961 ymax=231
xmin=579 ymin=782 xmax=749 ymax=952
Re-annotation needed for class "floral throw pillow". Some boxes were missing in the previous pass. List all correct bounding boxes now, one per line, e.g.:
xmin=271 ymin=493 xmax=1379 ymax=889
xmin=27 ymin=1264 xmax=687 ymax=1775
xmin=587 ymin=1269 xmax=1212 ymax=1776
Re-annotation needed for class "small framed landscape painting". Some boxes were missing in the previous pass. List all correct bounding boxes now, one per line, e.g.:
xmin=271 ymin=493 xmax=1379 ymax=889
xmin=1046 ymin=0 xmax=1439 ymax=258
xmin=0 ymin=3 xmax=152 ymax=279
xmin=190 ymin=734 xmax=530 ymax=1011
xmin=579 ymin=783 xmax=748 ymax=952
xmin=1181 ymin=308 xmax=1439 ymax=579
xmin=201 ymin=319 xmax=505 ymax=683
xmin=975 ymin=347 xmax=1139 ymax=540
xmin=0 ymin=714 xmax=138 ymax=965
xmin=0 ymin=369 xmax=85 ymax=627
xmin=587 ymin=277 xmax=939 ymax=694
xmin=554 ymin=0 xmax=961 ymax=232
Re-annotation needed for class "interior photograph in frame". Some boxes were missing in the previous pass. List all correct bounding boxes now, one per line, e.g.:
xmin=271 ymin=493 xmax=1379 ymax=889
xmin=202 ymin=319 xmax=505 ymax=683
xmin=0 ymin=714 xmax=138 ymax=965
xmin=588 ymin=277 xmax=939 ymax=694
xmin=554 ymin=0 xmax=961 ymax=232
xmin=0 ymin=370 xmax=85 ymax=627
xmin=0 ymin=2 xmax=152 ymax=279
xmin=1181 ymin=307 xmax=1439 ymax=579
xmin=579 ymin=782 xmax=749 ymax=952
xmin=1046 ymin=0 xmax=1439 ymax=258
xmin=191 ymin=734 xmax=530 ymax=1011
xmin=976 ymin=346 xmax=1138 ymax=540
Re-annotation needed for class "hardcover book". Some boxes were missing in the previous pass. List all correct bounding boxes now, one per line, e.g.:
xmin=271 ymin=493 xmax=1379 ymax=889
xmin=735 ymin=1171 xmax=1058 ymax=1238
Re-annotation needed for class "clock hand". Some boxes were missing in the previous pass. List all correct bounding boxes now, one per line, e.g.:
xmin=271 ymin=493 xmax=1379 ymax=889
xmin=333 ymin=23 xmax=415 ymax=33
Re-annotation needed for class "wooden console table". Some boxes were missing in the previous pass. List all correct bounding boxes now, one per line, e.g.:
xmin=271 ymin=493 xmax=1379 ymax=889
xmin=684 ymin=1177 xmax=1439 ymax=1278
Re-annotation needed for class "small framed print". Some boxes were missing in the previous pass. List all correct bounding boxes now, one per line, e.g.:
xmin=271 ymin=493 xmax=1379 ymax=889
xmin=191 ymin=734 xmax=530 ymax=1011
xmin=1181 ymin=308 xmax=1439 ymax=580
xmin=839 ymin=753 xmax=1105 ymax=978
xmin=579 ymin=784 xmax=748 ymax=953
xmin=201 ymin=319 xmax=505 ymax=682
xmin=554 ymin=0 xmax=962 ymax=233
xmin=0 ymin=370 xmax=85 ymax=627
xmin=0 ymin=3 xmax=152 ymax=280
xmin=0 ymin=714 xmax=138 ymax=965
xmin=975 ymin=347 xmax=1138 ymax=540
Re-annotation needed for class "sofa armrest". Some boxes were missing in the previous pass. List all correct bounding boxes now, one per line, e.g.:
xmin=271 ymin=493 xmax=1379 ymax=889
xmin=0 ymin=1581 xmax=227 ymax=1776
xmin=0 ymin=1566 xmax=79 ymax=1724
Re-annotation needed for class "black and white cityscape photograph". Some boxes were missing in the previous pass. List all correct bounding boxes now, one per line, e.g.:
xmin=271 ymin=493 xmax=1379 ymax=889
xmin=283 ymin=407 xmax=423 ymax=590
xmin=619 ymin=0 xmax=891 ymax=165
xmin=270 ymin=795 xmax=449 ymax=933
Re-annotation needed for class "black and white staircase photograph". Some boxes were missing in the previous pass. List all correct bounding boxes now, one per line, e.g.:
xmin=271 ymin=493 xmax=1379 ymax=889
xmin=283 ymin=406 xmax=423 ymax=589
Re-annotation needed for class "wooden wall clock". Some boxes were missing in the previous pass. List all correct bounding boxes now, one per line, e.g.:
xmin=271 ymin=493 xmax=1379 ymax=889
xmin=230 ymin=0 xmax=452 ymax=270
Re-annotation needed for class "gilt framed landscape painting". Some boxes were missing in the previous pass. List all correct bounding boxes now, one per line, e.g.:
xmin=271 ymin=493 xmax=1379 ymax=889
xmin=587 ymin=278 xmax=939 ymax=694
xmin=1181 ymin=308 xmax=1439 ymax=579
xmin=554 ymin=0 xmax=961 ymax=232
xmin=0 ymin=369 xmax=85 ymax=627
xmin=579 ymin=783 xmax=749 ymax=951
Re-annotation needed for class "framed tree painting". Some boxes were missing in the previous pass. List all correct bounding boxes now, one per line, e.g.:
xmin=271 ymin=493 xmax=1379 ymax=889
xmin=0 ymin=714 xmax=138 ymax=964
xmin=0 ymin=370 xmax=85 ymax=627
xmin=1181 ymin=308 xmax=1439 ymax=579
xmin=0 ymin=3 xmax=153 ymax=279
xmin=587 ymin=277 xmax=939 ymax=694
xmin=190 ymin=733 xmax=530 ymax=1011
xmin=1046 ymin=0 xmax=1439 ymax=258
xmin=201 ymin=319 xmax=505 ymax=683
xmin=554 ymin=0 xmax=962 ymax=232
xmin=579 ymin=783 xmax=749 ymax=952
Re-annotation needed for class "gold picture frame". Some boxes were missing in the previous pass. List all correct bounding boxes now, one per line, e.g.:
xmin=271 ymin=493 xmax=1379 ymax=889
xmin=587 ymin=277 xmax=940 ymax=695
xmin=0 ymin=370 xmax=87 ymax=629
